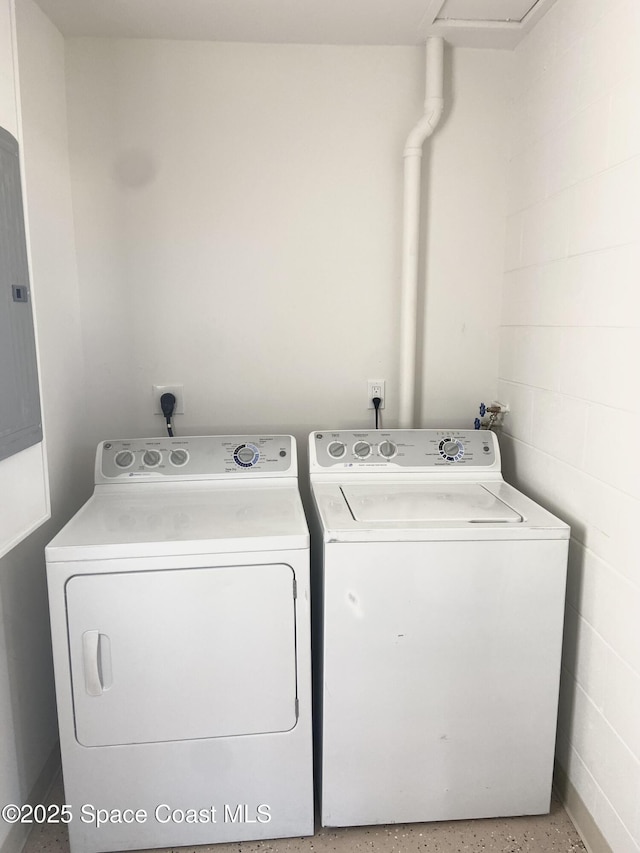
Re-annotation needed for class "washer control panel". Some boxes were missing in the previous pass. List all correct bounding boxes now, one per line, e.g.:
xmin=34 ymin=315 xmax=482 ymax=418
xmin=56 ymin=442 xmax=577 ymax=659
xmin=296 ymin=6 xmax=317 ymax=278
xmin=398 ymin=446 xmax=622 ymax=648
xmin=98 ymin=435 xmax=295 ymax=482
xmin=311 ymin=429 xmax=499 ymax=471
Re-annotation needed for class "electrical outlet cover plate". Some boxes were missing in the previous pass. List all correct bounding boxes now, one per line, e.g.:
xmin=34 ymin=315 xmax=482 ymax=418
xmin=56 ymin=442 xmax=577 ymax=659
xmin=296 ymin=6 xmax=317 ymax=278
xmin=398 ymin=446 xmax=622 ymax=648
xmin=153 ymin=385 xmax=185 ymax=415
xmin=367 ymin=379 xmax=385 ymax=409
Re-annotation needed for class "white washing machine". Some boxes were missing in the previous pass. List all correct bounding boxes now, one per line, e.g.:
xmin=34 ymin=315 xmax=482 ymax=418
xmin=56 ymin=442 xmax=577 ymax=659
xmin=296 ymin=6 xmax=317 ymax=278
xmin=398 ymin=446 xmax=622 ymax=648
xmin=45 ymin=435 xmax=313 ymax=853
xmin=308 ymin=428 xmax=569 ymax=828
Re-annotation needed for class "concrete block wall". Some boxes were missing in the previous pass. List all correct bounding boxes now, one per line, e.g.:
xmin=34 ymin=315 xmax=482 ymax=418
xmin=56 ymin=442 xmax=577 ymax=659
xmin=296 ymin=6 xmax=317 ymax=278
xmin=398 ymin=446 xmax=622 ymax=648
xmin=499 ymin=1 xmax=640 ymax=851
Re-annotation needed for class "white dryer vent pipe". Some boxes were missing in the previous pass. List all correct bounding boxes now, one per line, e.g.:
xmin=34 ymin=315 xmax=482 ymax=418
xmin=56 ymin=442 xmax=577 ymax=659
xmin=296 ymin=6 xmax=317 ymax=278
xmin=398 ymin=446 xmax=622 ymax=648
xmin=399 ymin=37 xmax=444 ymax=428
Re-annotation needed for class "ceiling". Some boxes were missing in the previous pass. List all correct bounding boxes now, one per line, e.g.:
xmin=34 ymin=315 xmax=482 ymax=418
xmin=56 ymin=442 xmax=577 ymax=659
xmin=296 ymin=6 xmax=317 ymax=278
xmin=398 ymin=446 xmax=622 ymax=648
xmin=34 ymin=0 xmax=557 ymax=48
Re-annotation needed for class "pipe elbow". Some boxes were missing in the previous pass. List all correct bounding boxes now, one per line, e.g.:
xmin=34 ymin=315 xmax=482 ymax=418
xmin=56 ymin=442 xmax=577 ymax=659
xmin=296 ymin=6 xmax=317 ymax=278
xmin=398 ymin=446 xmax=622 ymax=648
xmin=425 ymin=97 xmax=444 ymax=130
xmin=403 ymin=99 xmax=444 ymax=157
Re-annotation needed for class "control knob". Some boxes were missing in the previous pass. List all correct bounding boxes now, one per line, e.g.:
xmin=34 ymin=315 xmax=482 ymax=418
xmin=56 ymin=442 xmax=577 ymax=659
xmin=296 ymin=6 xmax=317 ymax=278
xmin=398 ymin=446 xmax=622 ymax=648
xmin=378 ymin=440 xmax=397 ymax=459
xmin=169 ymin=449 xmax=189 ymax=467
xmin=353 ymin=441 xmax=372 ymax=459
xmin=327 ymin=441 xmax=346 ymax=459
xmin=234 ymin=444 xmax=259 ymax=467
xmin=438 ymin=438 xmax=464 ymax=461
xmin=142 ymin=450 xmax=161 ymax=467
xmin=114 ymin=450 xmax=134 ymax=468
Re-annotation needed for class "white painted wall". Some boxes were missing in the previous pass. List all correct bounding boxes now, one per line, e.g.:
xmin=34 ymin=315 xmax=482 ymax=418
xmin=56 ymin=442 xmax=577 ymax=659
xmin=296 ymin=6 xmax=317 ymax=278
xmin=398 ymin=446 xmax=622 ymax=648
xmin=499 ymin=1 xmax=640 ymax=851
xmin=0 ymin=0 xmax=17 ymax=135
xmin=65 ymin=39 xmax=510 ymax=448
xmin=0 ymin=1 xmax=88 ymax=850
xmin=0 ymin=0 xmax=49 ymax=560
xmin=420 ymin=48 xmax=509 ymax=426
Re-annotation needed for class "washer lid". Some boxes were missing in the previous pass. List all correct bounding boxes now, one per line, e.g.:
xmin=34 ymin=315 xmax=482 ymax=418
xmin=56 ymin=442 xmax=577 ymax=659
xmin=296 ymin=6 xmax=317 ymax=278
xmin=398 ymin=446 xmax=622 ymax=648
xmin=311 ymin=481 xmax=570 ymax=542
xmin=342 ymin=484 xmax=522 ymax=523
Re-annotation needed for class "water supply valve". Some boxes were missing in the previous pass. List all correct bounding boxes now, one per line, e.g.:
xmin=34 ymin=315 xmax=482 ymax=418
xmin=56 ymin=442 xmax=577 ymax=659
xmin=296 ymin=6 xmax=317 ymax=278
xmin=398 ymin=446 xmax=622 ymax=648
xmin=475 ymin=401 xmax=509 ymax=430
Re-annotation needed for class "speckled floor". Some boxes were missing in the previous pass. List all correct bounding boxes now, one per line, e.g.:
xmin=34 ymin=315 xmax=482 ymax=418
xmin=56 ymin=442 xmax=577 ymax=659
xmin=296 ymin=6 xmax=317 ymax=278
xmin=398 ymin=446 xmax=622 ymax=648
xmin=24 ymin=777 xmax=585 ymax=853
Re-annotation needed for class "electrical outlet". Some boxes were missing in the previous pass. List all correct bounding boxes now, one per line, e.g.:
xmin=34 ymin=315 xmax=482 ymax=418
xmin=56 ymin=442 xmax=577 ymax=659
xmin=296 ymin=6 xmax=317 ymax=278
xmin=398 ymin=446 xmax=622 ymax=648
xmin=367 ymin=380 xmax=385 ymax=409
xmin=153 ymin=385 xmax=185 ymax=415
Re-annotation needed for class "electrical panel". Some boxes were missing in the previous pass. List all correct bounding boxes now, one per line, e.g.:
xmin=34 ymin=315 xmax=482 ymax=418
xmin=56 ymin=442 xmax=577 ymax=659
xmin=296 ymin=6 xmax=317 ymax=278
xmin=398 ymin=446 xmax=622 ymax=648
xmin=0 ymin=126 xmax=42 ymax=462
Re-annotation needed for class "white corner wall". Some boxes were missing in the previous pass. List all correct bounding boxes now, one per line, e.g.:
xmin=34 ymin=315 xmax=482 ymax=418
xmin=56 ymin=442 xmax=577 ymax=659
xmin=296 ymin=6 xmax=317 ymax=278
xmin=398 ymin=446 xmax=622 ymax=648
xmin=499 ymin=1 xmax=640 ymax=851
xmin=420 ymin=48 xmax=510 ymax=427
xmin=0 ymin=1 xmax=89 ymax=850
xmin=65 ymin=40 xmax=511 ymax=447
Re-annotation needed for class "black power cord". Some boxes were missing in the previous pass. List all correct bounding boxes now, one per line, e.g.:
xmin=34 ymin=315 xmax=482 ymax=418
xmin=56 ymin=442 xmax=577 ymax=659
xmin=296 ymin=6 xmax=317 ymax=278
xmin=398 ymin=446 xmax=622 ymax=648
xmin=160 ymin=392 xmax=176 ymax=437
xmin=372 ymin=396 xmax=382 ymax=429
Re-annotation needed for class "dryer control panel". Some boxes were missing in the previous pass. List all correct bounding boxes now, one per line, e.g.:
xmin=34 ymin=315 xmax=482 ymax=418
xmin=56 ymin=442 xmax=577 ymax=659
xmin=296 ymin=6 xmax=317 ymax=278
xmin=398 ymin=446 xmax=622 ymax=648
xmin=310 ymin=429 xmax=500 ymax=474
xmin=97 ymin=435 xmax=296 ymax=482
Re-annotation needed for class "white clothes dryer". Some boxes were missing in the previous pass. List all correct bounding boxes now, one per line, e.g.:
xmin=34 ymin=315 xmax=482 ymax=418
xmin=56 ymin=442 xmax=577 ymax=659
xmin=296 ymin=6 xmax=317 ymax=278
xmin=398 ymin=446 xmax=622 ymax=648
xmin=46 ymin=435 xmax=313 ymax=853
xmin=308 ymin=429 xmax=569 ymax=828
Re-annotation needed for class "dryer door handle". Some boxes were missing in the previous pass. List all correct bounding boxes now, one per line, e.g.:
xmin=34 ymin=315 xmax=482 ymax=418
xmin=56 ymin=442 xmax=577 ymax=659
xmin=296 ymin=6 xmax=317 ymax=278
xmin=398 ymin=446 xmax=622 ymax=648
xmin=82 ymin=630 xmax=112 ymax=696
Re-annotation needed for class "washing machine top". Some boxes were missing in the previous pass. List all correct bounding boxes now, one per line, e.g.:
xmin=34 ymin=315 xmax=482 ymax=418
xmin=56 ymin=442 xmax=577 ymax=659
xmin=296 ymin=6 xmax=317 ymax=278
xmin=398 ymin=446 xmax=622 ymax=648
xmin=309 ymin=429 xmax=569 ymax=542
xmin=46 ymin=435 xmax=309 ymax=561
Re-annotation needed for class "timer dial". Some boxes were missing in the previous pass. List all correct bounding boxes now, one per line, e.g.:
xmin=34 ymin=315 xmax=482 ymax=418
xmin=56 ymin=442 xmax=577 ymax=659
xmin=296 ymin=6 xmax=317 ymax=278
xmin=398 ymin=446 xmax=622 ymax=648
xmin=438 ymin=437 xmax=464 ymax=462
xmin=353 ymin=441 xmax=372 ymax=459
xmin=234 ymin=443 xmax=259 ymax=467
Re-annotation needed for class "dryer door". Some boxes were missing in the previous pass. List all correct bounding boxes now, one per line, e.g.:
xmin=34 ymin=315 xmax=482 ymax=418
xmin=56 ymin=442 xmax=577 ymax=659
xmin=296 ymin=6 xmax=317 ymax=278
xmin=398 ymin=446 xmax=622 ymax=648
xmin=66 ymin=563 xmax=297 ymax=746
